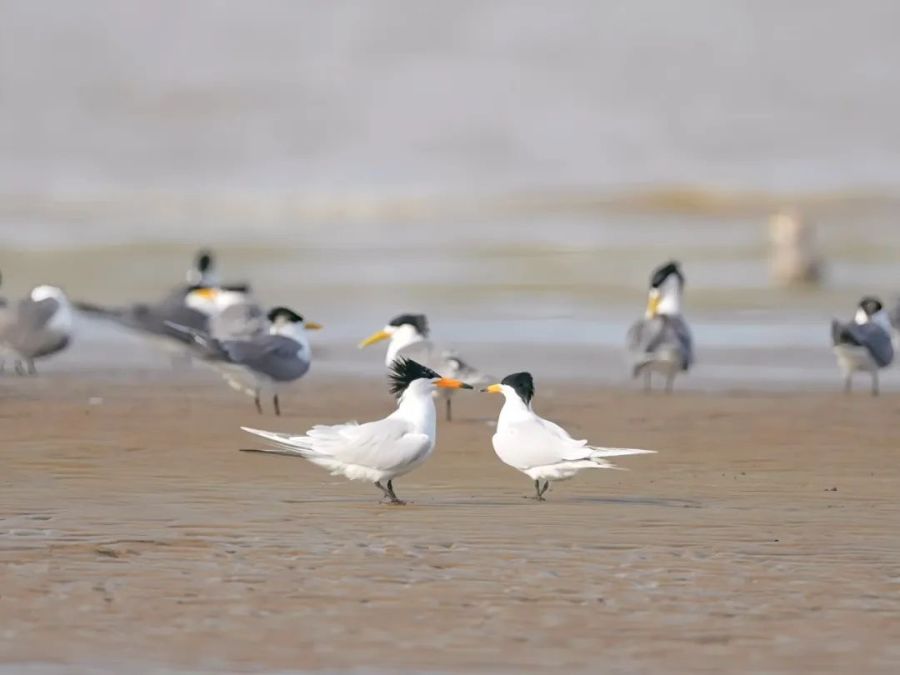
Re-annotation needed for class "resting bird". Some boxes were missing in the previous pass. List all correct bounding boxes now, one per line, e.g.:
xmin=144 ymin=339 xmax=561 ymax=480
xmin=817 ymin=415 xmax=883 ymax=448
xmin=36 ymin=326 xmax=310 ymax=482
xmin=0 ymin=285 xmax=74 ymax=375
xmin=359 ymin=313 xmax=491 ymax=421
xmin=831 ymin=296 xmax=893 ymax=396
xmin=626 ymin=261 xmax=694 ymax=392
xmin=241 ymin=358 xmax=472 ymax=504
xmin=167 ymin=306 xmax=321 ymax=415
xmin=483 ymin=372 xmax=656 ymax=501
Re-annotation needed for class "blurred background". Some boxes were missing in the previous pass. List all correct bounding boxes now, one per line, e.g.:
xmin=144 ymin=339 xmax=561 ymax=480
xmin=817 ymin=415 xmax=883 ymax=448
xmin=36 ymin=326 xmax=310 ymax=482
xmin=1 ymin=0 xmax=899 ymax=386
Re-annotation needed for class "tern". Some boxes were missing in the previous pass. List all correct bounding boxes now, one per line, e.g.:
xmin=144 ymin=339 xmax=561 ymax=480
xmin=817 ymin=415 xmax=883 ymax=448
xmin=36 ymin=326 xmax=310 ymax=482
xmin=627 ymin=261 xmax=694 ymax=393
xmin=831 ymin=296 xmax=893 ymax=395
xmin=483 ymin=372 xmax=656 ymax=501
xmin=359 ymin=313 xmax=491 ymax=421
xmin=167 ymin=307 xmax=321 ymax=415
xmin=241 ymin=358 xmax=473 ymax=504
xmin=0 ymin=285 xmax=74 ymax=375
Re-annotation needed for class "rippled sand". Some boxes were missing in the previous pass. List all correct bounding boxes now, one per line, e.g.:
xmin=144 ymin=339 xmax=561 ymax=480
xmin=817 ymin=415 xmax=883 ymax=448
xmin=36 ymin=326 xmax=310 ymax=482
xmin=2 ymin=371 xmax=899 ymax=673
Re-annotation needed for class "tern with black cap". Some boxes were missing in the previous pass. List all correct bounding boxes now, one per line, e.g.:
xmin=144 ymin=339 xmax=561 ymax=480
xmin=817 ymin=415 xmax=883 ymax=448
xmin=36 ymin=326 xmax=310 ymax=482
xmin=359 ymin=313 xmax=491 ymax=421
xmin=483 ymin=372 xmax=656 ymax=501
xmin=167 ymin=306 xmax=322 ymax=414
xmin=241 ymin=358 xmax=473 ymax=504
xmin=627 ymin=261 xmax=694 ymax=393
xmin=831 ymin=296 xmax=893 ymax=395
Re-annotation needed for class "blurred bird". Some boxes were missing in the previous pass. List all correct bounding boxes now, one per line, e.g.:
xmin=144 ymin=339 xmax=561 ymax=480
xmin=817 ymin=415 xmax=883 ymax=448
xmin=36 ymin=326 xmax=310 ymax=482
xmin=0 ymin=285 xmax=74 ymax=375
xmin=167 ymin=306 xmax=321 ymax=415
xmin=359 ymin=313 xmax=491 ymax=421
xmin=185 ymin=249 xmax=218 ymax=286
xmin=626 ymin=261 xmax=694 ymax=393
xmin=482 ymin=372 xmax=656 ymax=501
xmin=831 ymin=296 xmax=893 ymax=396
xmin=74 ymin=250 xmax=259 ymax=357
xmin=241 ymin=358 xmax=472 ymax=504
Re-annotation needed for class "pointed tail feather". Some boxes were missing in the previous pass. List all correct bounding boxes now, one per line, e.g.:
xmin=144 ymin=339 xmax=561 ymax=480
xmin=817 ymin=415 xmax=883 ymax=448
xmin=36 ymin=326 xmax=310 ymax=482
xmin=589 ymin=447 xmax=657 ymax=459
xmin=240 ymin=426 xmax=315 ymax=456
xmin=73 ymin=300 xmax=123 ymax=318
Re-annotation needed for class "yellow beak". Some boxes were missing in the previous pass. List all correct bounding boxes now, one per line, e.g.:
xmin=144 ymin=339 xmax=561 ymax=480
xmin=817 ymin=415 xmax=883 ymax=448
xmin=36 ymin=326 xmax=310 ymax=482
xmin=646 ymin=290 xmax=661 ymax=318
xmin=191 ymin=287 xmax=219 ymax=301
xmin=304 ymin=321 xmax=323 ymax=330
xmin=358 ymin=329 xmax=391 ymax=349
xmin=435 ymin=377 xmax=473 ymax=390
xmin=482 ymin=383 xmax=503 ymax=394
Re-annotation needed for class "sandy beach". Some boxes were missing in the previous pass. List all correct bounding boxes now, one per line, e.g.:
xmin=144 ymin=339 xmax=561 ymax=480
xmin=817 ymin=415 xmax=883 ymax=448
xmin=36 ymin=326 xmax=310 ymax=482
xmin=2 ymin=369 xmax=898 ymax=673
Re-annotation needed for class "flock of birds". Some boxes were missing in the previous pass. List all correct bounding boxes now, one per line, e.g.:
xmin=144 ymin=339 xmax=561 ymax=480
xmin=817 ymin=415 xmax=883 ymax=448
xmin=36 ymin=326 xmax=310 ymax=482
xmin=0 ymin=250 xmax=896 ymax=503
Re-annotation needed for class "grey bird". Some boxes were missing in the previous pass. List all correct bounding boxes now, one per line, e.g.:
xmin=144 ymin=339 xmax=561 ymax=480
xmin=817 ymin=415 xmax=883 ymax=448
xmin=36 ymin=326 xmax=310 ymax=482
xmin=0 ymin=285 xmax=74 ymax=374
xmin=74 ymin=251 xmax=259 ymax=355
xmin=358 ymin=313 xmax=492 ymax=421
xmin=627 ymin=261 xmax=694 ymax=393
xmin=831 ymin=296 xmax=893 ymax=396
xmin=167 ymin=306 xmax=322 ymax=415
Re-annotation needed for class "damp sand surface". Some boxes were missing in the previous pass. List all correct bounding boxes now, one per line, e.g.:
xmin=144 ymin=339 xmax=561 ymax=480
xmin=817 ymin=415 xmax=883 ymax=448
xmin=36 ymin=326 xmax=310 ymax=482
xmin=1 ymin=371 xmax=899 ymax=673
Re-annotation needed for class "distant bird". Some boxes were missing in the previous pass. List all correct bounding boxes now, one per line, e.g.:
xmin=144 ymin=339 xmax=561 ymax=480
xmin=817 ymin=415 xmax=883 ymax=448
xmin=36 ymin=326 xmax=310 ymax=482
xmin=0 ymin=285 xmax=74 ymax=375
xmin=482 ymin=372 xmax=655 ymax=501
xmin=831 ymin=296 xmax=893 ymax=396
xmin=626 ymin=261 xmax=694 ymax=392
xmin=241 ymin=358 xmax=472 ymax=504
xmin=185 ymin=249 xmax=218 ymax=286
xmin=74 ymin=249 xmax=258 ymax=357
xmin=768 ymin=210 xmax=822 ymax=287
xmin=359 ymin=313 xmax=491 ymax=421
xmin=167 ymin=306 xmax=322 ymax=415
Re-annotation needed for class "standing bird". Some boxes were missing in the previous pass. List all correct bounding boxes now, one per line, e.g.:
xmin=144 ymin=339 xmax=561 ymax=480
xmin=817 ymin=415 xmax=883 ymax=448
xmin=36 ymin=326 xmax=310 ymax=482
xmin=0 ymin=285 xmax=74 ymax=375
xmin=831 ymin=296 xmax=893 ymax=396
xmin=359 ymin=313 xmax=490 ymax=421
xmin=241 ymin=358 xmax=472 ymax=504
xmin=167 ymin=307 xmax=322 ymax=415
xmin=482 ymin=372 xmax=656 ymax=501
xmin=626 ymin=261 xmax=694 ymax=393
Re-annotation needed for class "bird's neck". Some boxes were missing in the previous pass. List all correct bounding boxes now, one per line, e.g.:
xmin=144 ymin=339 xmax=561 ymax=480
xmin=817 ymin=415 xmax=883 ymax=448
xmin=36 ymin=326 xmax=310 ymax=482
xmin=393 ymin=388 xmax=437 ymax=437
xmin=498 ymin=393 xmax=532 ymax=430
xmin=386 ymin=327 xmax=426 ymax=366
xmin=271 ymin=323 xmax=310 ymax=354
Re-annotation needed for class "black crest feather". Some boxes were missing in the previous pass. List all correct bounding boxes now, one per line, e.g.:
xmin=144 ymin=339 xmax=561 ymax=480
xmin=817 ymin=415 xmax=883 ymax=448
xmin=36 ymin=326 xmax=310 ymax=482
xmin=388 ymin=313 xmax=429 ymax=336
xmin=859 ymin=296 xmax=883 ymax=316
xmin=389 ymin=357 xmax=441 ymax=397
xmin=195 ymin=249 xmax=214 ymax=272
xmin=267 ymin=306 xmax=303 ymax=323
xmin=501 ymin=372 xmax=535 ymax=404
xmin=650 ymin=261 xmax=684 ymax=289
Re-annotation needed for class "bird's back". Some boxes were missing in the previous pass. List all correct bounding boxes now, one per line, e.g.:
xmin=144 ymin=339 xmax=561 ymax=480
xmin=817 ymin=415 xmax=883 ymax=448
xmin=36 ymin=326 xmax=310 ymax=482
xmin=831 ymin=320 xmax=893 ymax=368
xmin=627 ymin=315 xmax=693 ymax=370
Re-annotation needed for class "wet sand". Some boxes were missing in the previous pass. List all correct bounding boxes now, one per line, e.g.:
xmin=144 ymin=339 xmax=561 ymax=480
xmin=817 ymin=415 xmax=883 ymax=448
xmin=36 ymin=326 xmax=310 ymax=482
xmin=2 ymin=370 xmax=899 ymax=673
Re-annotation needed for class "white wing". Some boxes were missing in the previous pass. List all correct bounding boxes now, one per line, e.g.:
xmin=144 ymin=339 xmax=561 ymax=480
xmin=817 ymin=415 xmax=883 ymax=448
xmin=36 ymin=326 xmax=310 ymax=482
xmin=243 ymin=416 xmax=432 ymax=473
xmin=493 ymin=414 xmax=655 ymax=470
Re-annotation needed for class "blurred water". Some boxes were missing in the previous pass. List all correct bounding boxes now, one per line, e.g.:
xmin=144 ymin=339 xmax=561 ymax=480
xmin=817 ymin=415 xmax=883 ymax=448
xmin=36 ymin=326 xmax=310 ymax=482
xmin=2 ymin=1 xmax=900 ymax=389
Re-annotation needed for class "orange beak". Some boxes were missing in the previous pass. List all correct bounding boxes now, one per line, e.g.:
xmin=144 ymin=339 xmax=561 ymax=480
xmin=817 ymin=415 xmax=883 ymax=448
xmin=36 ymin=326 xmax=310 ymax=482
xmin=435 ymin=377 xmax=473 ymax=390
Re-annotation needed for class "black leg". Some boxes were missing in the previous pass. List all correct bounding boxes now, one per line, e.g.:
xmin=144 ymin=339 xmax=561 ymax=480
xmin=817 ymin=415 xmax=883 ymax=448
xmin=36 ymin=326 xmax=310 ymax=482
xmin=273 ymin=394 xmax=281 ymax=416
xmin=540 ymin=481 xmax=550 ymax=498
xmin=445 ymin=397 xmax=452 ymax=422
xmin=374 ymin=481 xmax=392 ymax=500
xmin=386 ymin=479 xmax=406 ymax=505
xmin=14 ymin=360 xmax=25 ymax=376
xmin=531 ymin=479 xmax=546 ymax=501
xmin=872 ymin=371 xmax=879 ymax=397
xmin=26 ymin=359 xmax=36 ymax=375
xmin=254 ymin=391 xmax=263 ymax=414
